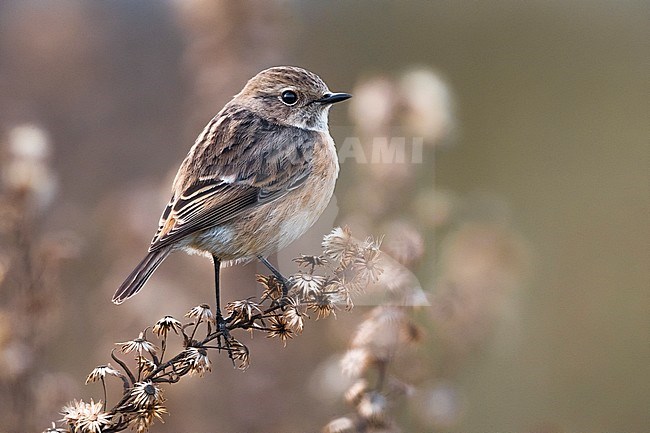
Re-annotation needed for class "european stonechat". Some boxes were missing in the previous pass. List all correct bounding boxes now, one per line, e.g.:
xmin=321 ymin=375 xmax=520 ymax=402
xmin=113 ymin=66 xmax=351 ymax=318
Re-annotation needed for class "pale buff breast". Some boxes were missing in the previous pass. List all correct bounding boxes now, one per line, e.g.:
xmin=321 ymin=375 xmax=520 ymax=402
xmin=185 ymin=132 xmax=339 ymax=262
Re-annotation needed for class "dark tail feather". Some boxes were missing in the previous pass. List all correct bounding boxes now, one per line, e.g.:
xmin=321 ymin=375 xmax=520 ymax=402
xmin=112 ymin=246 xmax=172 ymax=304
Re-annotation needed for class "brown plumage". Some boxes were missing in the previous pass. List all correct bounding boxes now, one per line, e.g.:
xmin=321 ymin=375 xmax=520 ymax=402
xmin=113 ymin=66 xmax=350 ymax=305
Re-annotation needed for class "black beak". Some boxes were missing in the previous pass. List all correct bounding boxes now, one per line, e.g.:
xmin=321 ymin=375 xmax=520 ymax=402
xmin=315 ymin=92 xmax=352 ymax=105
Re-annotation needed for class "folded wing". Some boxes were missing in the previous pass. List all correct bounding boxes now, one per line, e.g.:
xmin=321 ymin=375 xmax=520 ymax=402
xmin=149 ymin=106 xmax=315 ymax=252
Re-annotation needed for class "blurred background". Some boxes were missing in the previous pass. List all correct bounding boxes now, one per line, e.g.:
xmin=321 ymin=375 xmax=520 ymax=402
xmin=0 ymin=1 xmax=647 ymax=432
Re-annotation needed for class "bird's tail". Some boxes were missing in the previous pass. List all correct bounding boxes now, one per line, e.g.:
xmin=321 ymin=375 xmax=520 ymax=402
xmin=112 ymin=246 xmax=172 ymax=304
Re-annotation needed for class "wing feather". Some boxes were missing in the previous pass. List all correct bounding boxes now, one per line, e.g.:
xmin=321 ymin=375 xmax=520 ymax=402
xmin=148 ymin=105 xmax=316 ymax=252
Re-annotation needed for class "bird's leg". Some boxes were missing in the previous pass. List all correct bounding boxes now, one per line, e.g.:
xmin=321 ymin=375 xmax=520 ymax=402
xmin=258 ymin=256 xmax=291 ymax=298
xmin=212 ymin=256 xmax=230 ymax=347
xmin=213 ymin=256 xmax=222 ymax=319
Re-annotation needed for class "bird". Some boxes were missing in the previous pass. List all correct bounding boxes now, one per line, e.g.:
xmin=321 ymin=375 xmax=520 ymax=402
xmin=112 ymin=66 xmax=351 ymax=323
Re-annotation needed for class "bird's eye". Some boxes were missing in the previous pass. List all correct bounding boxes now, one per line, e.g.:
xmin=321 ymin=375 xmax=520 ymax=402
xmin=280 ymin=90 xmax=298 ymax=106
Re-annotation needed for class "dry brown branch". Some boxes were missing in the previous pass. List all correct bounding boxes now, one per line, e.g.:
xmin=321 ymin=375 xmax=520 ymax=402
xmin=46 ymin=228 xmax=383 ymax=433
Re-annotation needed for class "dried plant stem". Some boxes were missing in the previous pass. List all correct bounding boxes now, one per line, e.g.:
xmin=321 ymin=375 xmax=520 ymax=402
xmin=49 ymin=228 xmax=382 ymax=433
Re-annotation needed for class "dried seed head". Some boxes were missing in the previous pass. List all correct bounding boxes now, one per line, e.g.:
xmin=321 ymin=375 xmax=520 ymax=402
xmin=185 ymin=304 xmax=215 ymax=324
xmin=325 ymin=278 xmax=354 ymax=310
xmin=357 ymin=391 xmax=387 ymax=424
xmin=308 ymin=291 xmax=338 ymax=319
xmin=349 ymin=76 xmax=394 ymax=136
xmin=258 ymin=274 xmax=284 ymax=302
xmin=60 ymin=399 xmax=84 ymax=424
xmin=399 ymin=68 xmax=453 ymax=142
xmin=226 ymin=298 xmax=262 ymax=325
xmin=282 ymin=299 xmax=305 ymax=333
xmin=291 ymin=272 xmax=326 ymax=300
xmin=353 ymin=240 xmax=383 ymax=284
xmin=130 ymin=381 xmax=164 ymax=409
xmin=136 ymin=355 xmax=157 ymax=378
xmin=181 ymin=347 xmax=212 ymax=377
xmin=342 ymin=275 xmax=366 ymax=296
xmin=340 ymin=347 xmax=373 ymax=378
xmin=4 ymin=124 xmax=56 ymax=208
xmin=152 ymin=315 xmax=182 ymax=337
xmin=382 ymin=221 xmax=424 ymax=267
xmin=322 ymin=226 xmax=355 ymax=266
xmin=345 ymin=379 xmax=369 ymax=406
xmin=351 ymin=307 xmax=415 ymax=357
xmin=128 ymin=403 xmax=168 ymax=433
xmin=116 ymin=332 xmax=157 ymax=356
xmin=60 ymin=399 xmax=111 ymax=433
xmin=85 ymin=364 xmax=121 ymax=385
xmin=228 ymin=338 xmax=250 ymax=370
xmin=266 ymin=316 xmax=293 ymax=346
xmin=293 ymin=254 xmax=329 ymax=269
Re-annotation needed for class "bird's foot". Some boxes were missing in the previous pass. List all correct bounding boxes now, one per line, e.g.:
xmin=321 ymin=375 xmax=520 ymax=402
xmin=214 ymin=311 xmax=232 ymax=350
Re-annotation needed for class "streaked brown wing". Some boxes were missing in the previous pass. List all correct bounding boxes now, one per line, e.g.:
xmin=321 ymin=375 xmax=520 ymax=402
xmin=148 ymin=105 xmax=315 ymax=252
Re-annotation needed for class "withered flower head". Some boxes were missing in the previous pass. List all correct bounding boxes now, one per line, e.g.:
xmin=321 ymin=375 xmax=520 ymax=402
xmin=326 ymin=278 xmax=355 ymax=310
xmin=257 ymin=274 xmax=284 ymax=302
xmin=291 ymin=272 xmax=326 ymax=300
xmin=353 ymin=238 xmax=383 ymax=284
xmin=266 ymin=316 xmax=293 ymax=346
xmin=130 ymin=381 xmax=164 ymax=409
xmin=136 ymin=355 xmax=157 ymax=378
xmin=60 ymin=399 xmax=111 ymax=433
xmin=345 ymin=379 xmax=369 ymax=406
xmin=182 ymin=347 xmax=212 ymax=376
xmin=85 ymin=364 xmax=121 ymax=385
xmin=293 ymin=254 xmax=328 ymax=269
xmin=226 ymin=298 xmax=262 ymax=325
xmin=352 ymin=307 xmax=413 ymax=355
xmin=282 ymin=298 xmax=305 ymax=333
xmin=129 ymin=403 xmax=168 ymax=433
xmin=322 ymin=226 xmax=355 ymax=265
xmin=356 ymin=391 xmax=387 ymax=424
xmin=185 ymin=304 xmax=215 ymax=324
xmin=152 ymin=315 xmax=182 ymax=337
xmin=228 ymin=338 xmax=251 ymax=370
xmin=341 ymin=277 xmax=365 ymax=298
xmin=60 ymin=399 xmax=84 ymax=424
xmin=349 ymin=76 xmax=394 ymax=136
xmin=116 ymin=331 xmax=157 ymax=356
xmin=307 ymin=291 xmax=338 ymax=319
xmin=340 ymin=347 xmax=373 ymax=378
xmin=382 ymin=221 xmax=424 ymax=266
xmin=400 ymin=68 xmax=453 ymax=142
